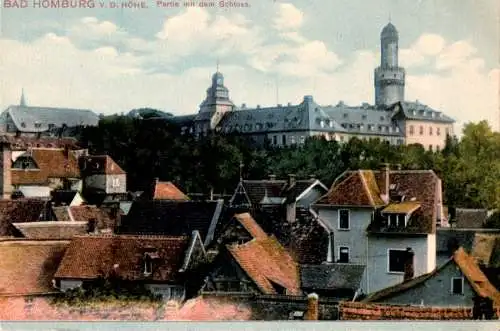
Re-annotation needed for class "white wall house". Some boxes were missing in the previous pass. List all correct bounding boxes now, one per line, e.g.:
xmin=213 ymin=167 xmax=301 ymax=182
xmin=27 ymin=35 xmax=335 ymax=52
xmin=313 ymin=167 xmax=442 ymax=294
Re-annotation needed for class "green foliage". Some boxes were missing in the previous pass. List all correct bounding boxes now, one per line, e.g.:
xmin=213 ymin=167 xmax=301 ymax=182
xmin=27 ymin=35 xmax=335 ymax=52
xmin=79 ymin=117 xmax=500 ymax=213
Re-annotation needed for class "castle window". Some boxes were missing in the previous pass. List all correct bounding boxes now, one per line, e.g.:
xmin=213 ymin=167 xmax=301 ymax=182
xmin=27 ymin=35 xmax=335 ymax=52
xmin=343 ymin=113 xmax=348 ymax=118
xmin=429 ymin=145 xmax=433 ymax=151
xmin=436 ymin=127 xmax=441 ymax=136
xmin=380 ymin=116 xmax=385 ymax=121
xmin=21 ymin=122 xmax=26 ymax=128
xmin=362 ymin=115 xmax=367 ymax=120
xmin=429 ymin=127 xmax=433 ymax=135
xmin=320 ymin=120 xmax=325 ymax=128
xmin=419 ymin=126 xmax=424 ymax=135
xmin=273 ymin=135 xmax=277 ymax=145
xmin=282 ymin=135 xmax=286 ymax=145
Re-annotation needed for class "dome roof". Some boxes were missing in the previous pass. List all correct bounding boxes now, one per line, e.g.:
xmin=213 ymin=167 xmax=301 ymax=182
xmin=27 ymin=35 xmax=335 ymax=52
xmin=381 ymin=22 xmax=398 ymax=39
xmin=212 ymin=71 xmax=224 ymax=82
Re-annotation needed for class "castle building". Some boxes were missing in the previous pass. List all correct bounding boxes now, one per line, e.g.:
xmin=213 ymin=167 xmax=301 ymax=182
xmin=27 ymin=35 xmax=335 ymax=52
xmin=174 ymin=23 xmax=455 ymax=151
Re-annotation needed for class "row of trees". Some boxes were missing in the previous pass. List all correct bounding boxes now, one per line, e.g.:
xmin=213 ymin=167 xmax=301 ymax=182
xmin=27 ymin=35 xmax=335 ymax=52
xmin=79 ymin=117 xmax=500 ymax=211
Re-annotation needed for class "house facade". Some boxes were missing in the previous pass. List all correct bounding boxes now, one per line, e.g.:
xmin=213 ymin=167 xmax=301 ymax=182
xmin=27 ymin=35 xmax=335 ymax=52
xmin=53 ymin=232 xmax=207 ymax=300
xmin=313 ymin=166 xmax=443 ymax=294
xmin=361 ymin=247 xmax=500 ymax=307
xmin=79 ymin=155 xmax=127 ymax=195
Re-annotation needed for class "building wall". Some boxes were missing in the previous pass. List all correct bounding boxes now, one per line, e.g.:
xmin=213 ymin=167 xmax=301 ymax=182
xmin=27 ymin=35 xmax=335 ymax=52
xmin=366 ymin=235 xmax=430 ymax=294
xmin=427 ymin=233 xmax=437 ymax=273
xmin=378 ymin=262 xmax=476 ymax=307
xmin=84 ymin=174 xmax=106 ymax=192
xmin=0 ymin=112 xmax=18 ymax=133
xmin=0 ymin=146 xmax=12 ymax=199
xmin=144 ymin=284 xmax=185 ymax=301
xmin=404 ymin=120 xmax=454 ymax=151
xmin=60 ymin=279 xmax=83 ymax=292
xmin=105 ymin=174 xmax=127 ymax=194
xmin=316 ymin=207 xmax=373 ymax=291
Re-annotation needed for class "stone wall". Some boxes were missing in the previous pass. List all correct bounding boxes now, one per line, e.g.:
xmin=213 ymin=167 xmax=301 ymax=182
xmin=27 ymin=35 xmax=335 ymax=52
xmin=339 ymin=301 xmax=500 ymax=320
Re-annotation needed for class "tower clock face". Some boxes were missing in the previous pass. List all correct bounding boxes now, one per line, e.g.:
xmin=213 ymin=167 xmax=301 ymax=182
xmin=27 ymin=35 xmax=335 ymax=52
xmin=217 ymin=78 xmax=223 ymax=85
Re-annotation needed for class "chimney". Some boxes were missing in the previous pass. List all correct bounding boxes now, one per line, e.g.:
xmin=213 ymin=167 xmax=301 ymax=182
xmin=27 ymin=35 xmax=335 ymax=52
xmin=326 ymin=232 xmax=334 ymax=263
xmin=403 ymin=247 xmax=415 ymax=282
xmin=305 ymin=293 xmax=319 ymax=320
xmin=0 ymin=144 xmax=12 ymax=199
xmin=309 ymin=174 xmax=316 ymax=180
xmin=288 ymin=174 xmax=296 ymax=187
xmin=269 ymin=174 xmax=277 ymax=181
xmin=380 ymin=163 xmax=390 ymax=203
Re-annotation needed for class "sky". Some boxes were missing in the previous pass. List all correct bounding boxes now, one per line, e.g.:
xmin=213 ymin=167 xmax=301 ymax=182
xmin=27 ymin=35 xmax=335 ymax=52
xmin=0 ymin=0 xmax=498 ymax=134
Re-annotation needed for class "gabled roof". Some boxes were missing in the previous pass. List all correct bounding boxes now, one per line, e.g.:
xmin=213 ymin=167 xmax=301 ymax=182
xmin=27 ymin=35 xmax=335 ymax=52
xmin=472 ymin=233 xmax=500 ymax=268
xmin=69 ymin=205 xmax=115 ymax=230
xmin=54 ymin=235 xmax=196 ymax=282
xmin=5 ymin=105 xmax=99 ymax=132
xmin=226 ymin=236 xmax=301 ymax=295
xmin=0 ymin=199 xmax=48 ymax=236
xmin=152 ymin=180 xmax=189 ymax=201
xmin=12 ymin=221 xmax=87 ymax=239
xmin=300 ymin=263 xmax=366 ymax=291
xmin=0 ymin=239 xmax=69 ymax=295
xmin=79 ymin=155 xmax=126 ymax=175
xmin=233 ymin=213 xmax=268 ymax=240
xmin=315 ymin=170 xmax=385 ymax=207
xmin=119 ymin=200 xmax=224 ymax=246
xmin=454 ymin=208 xmax=489 ymax=228
xmin=11 ymin=148 xmax=80 ymax=185
xmin=363 ymin=247 xmax=500 ymax=304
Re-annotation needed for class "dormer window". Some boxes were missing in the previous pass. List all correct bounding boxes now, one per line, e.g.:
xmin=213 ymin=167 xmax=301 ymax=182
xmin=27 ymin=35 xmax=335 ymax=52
xmin=143 ymin=249 xmax=160 ymax=276
xmin=388 ymin=214 xmax=407 ymax=227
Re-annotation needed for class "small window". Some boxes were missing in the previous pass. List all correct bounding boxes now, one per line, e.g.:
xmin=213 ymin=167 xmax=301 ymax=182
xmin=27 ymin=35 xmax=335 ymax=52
xmin=343 ymin=113 xmax=348 ymax=118
xmin=429 ymin=145 xmax=433 ymax=151
xmin=290 ymin=136 xmax=296 ymax=144
xmin=451 ymin=277 xmax=464 ymax=295
xmin=299 ymin=136 xmax=305 ymax=144
xmin=21 ymin=122 xmax=26 ymax=128
xmin=388 ymin=249 xmax=407 ymax=273
xmin=144 ymin=259 xmax=152 ymax=275
xmin=362 ymin=115 xmax=367 ymax=120
xmin=273 ymin=135 xmax=277 ymax=145
xmin=282 ymin=135 xmax=286 ymax=145
xmin=338 ymin=209 xmax=350 ymax=230
xmin=338 ymin=246 xmax=350 ymax=263
xmin=380 ymin=116 xmax=385 ymax=121
xmin=445 ymin=128 xmax=450 ymax=136
xmin=436 ymin=127 xmax=441 ymax=136
xmin=419 ymin=126 xmax=424 ymax=135
xmin=429 ymin=127 xmax=433 ymax=135
xmin=320 ymin=120 xmax=325 ymax=128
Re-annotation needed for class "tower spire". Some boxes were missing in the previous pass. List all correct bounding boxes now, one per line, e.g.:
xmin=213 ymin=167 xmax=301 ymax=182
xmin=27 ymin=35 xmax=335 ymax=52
xmin=216 ymin=58 xmax=220 ymax=73
xmin=20 ymin=88 xmax=26 ymax=107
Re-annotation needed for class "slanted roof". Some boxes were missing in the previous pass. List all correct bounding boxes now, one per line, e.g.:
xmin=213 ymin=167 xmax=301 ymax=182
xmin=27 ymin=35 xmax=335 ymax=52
xmin=227 ymin=236 xmax=301 ymax=295
xmin=234 ymin=213 xmax=268 ymax=240
xmin=11 ymin=148 xmax=80 ymax=185
xmin=0 ymin=135 xmax=80 ymax=150
xmin=69 ymin=205 xmax=114 ymax=230
xmin=152 ymin=181 xmax=189 ymax=201
xmin=471 ymin=233 xmax=500 ymax=267
xmin=300 ymin=263 xmax=366 ymax=291
xmin=119 ymin=200 xmax=224 ymax=246
xmin=239 ymin=178 xmax=317 ymax=207
xmin=12 ymin=221 xmax=87 ymax=239
xmin=315 ymin=170 xmax=385 ymax=207
xmin=51 ymin=190 xmax=82 ymax=206
xmin=0 ymin=239 xmax=69 ymax=295
xmin=454 ymin=208 xmax=489 ymax=228
xmin=382 ymin=201 xmax=421 ymax=214
xmin=0 ymin=199 xmax=48 ymax=236
xmin=54 ymin=235 xmax=192 ymax=282
xmin=79 ymin=155 xmax=126 ymax=175
xmin=391 ymin=101 xmax=455 ymax=124
xmin=5 ymin=105 xmax=99 ymax=132
xmin=363 ymin=247 xmax=500 ymax=304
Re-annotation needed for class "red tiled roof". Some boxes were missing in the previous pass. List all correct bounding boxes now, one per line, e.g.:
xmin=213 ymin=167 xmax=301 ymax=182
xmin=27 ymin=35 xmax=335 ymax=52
xmin=472 ymin=233 xmax=500 ymax=267
xmin=0 ymin=199 xmax=47 ymax=236
xmin=0 ymin=239 xmax=69 ymax=295
xmin=227 ymin=236 xmax=301 ymax=295
xmin=69 ymin=205 xmax=115 ymax=230
xmin=153 ymin=181 xmax=189 ymax=201
xmin=454 ymin=247 xmax=500 ymax=304
xmin=54 ymin=235 xmax=191 ymax=282
xmin=11 ymin=148 xmax=80 ymax=185
xmin=234 ymin=213 xmax=268 ymax=240
xmin=316 ymin=171 xmax=385 ymax=207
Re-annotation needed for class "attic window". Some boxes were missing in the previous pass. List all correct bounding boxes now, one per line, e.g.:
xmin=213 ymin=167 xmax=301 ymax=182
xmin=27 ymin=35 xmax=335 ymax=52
xmin=343 ymin=113 xmax=348 ymax=118
xmin=34 ymin=122 xmax=41 ymax=128
xmin=21 ymin=122 xmax=26 ymax=128
xmin=451 ymin=277 xmax=464 ymax=295
xmin=362 ymin=115 xmax=367 ymax=120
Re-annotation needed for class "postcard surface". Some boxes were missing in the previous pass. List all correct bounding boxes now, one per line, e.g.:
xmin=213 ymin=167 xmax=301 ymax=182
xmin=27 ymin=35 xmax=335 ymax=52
xmin=0 ymin=0 xmax=499 ymax=325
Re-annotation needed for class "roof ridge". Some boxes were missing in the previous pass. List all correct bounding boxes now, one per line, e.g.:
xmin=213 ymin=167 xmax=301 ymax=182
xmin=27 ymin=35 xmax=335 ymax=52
xmin=359 ymin=170 xmax=376 ymax=207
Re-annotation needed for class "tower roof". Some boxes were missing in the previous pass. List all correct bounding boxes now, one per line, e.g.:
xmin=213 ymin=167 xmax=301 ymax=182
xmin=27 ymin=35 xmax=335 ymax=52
xmin=212 ymin=71 xmax=224 ymax=84
xmin=381 ymin=22 xmax=398 ymax=39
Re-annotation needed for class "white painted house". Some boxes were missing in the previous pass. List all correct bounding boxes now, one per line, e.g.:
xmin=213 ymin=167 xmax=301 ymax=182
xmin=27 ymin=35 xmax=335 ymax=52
xmin=313 ymin=165 xmax=443 ymax=295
